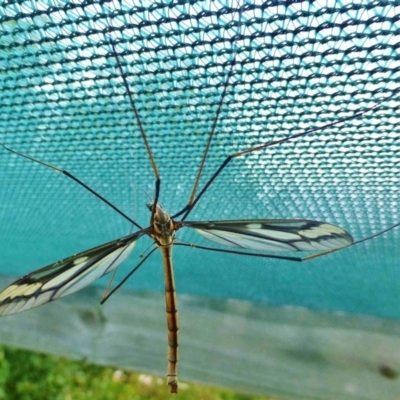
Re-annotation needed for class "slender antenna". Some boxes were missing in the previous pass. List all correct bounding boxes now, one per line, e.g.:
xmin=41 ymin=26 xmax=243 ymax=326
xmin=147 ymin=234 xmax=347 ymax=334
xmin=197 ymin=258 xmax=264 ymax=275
xmin=186 ymin=2 xmax=243 ymax=208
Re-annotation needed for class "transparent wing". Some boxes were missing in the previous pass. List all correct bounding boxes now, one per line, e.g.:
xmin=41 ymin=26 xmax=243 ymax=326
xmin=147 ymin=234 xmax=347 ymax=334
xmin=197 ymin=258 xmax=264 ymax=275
xmin=0 ymin=231 xmax=145 ymax=316
xmin=183 ymin=219 xmax=353 ymax=252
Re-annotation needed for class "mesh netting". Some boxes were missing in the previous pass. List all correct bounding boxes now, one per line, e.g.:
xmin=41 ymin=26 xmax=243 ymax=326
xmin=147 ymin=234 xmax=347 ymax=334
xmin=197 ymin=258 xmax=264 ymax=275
xmin=0 ymin=0 xmax=399 ymax=318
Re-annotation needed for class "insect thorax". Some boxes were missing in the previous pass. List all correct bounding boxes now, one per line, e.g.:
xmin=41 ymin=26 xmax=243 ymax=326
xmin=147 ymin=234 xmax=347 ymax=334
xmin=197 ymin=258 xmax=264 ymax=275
xmin=147 ymin=201 xmax=175 ymax=245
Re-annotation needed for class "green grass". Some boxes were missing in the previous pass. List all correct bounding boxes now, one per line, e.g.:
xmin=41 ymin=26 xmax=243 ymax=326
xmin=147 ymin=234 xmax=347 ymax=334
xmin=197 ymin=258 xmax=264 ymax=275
xmin=0 ymin=345 xmax=276 ymax=400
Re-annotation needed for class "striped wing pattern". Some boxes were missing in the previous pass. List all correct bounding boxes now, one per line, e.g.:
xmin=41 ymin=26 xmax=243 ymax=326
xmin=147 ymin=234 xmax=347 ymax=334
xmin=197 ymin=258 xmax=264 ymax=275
xmin=184 ymin=219 xmax=354 ymax=252
xmin=0 ymin=231 xmax=143 ymax=316
xmin=0 ymin=219 xmax=352 ymax=316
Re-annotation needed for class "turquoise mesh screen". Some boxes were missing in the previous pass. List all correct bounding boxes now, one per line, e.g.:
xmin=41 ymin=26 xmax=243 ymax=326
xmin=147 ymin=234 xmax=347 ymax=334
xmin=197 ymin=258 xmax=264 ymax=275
xmin=0 ymin=1 xmax=399 ymax=318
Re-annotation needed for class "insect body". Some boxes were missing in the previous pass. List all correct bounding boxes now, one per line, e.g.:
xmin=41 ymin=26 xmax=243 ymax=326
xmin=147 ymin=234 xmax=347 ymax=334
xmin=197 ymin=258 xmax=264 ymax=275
xmin=0 ymin=188 xmax=354 ymax=392
xmin=0 ymin=2 xmax=399 ymax=394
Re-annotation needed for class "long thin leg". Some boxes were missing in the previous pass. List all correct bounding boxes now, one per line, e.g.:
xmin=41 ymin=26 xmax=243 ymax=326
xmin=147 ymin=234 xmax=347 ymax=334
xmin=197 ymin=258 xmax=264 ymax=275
xmin=0 ymin=142 xmax=142 ymax=230
xmin=302 ymin=221 xmax=400 ymax=261
xmin=107 ymin=38 xmax=160 ymax=183
xmin=186 ymin=2 xmax=243 ymax=208
xmin=174 ymin=241 xmax=303 ymax=261
xmin=100 ymin=247 xmax=157 ymax=304
xmin=0 ymin=14 xmax=163 ymax=230
xmin=186 ymin=56 xmax=237 ymax=207
xmin=177 ymin=241 xmax=336 ymax=261
xmin=173 ymin=89 xmax=400 ymax=221
xmin=105 ymin=18 xmax=161 ymax=220
xmin=1 ymin=7 xmax=160 ymax=232
xmin=100 ymin=239 xmax=153 ymax=302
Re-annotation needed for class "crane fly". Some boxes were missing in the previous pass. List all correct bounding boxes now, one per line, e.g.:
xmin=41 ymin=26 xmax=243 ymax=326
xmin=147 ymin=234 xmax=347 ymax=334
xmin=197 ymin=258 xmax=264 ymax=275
xmin=0 ymin=3 xmax=399 ymax=394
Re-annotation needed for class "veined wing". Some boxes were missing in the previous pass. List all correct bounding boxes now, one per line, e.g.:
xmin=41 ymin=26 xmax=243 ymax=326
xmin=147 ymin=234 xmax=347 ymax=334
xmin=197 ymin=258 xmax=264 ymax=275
xmin=183 ymin=219 xmax=353 ymax=252
xmin=0 ymin=230 xmax=145 ymax=316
